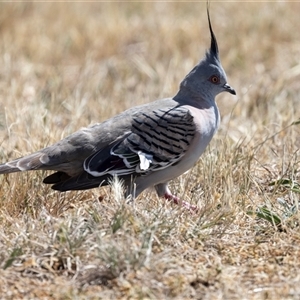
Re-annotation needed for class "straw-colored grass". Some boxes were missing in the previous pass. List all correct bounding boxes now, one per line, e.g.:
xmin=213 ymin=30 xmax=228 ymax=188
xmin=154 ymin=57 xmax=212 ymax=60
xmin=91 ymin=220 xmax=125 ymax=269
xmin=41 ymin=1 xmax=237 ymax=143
xmin=1 ymin=2 xmax=300 ymax=299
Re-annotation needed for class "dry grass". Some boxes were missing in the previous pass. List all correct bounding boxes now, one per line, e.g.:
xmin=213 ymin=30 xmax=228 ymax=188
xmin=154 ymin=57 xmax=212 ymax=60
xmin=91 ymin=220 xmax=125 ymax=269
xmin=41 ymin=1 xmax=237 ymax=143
xmin=0 ymin=2 xmax=300 ymax=299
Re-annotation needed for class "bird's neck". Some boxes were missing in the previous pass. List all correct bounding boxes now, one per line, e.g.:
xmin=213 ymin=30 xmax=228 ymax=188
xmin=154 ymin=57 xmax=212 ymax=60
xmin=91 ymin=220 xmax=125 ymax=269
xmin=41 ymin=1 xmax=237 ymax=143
xmin=173 ymin=84 xmax=216 ymax=110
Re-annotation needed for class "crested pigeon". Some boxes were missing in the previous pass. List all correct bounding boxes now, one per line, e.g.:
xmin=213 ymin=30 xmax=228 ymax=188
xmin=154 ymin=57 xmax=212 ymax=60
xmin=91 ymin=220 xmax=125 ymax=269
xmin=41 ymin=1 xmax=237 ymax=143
xmin=0 ymin=8 xmax=235 ymax=210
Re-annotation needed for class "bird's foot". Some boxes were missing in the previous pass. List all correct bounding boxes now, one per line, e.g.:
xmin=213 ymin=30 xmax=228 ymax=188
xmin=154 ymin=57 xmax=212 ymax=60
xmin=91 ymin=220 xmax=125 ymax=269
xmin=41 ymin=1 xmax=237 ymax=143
xmin=164 ymin=193 xmax=198 ymax=212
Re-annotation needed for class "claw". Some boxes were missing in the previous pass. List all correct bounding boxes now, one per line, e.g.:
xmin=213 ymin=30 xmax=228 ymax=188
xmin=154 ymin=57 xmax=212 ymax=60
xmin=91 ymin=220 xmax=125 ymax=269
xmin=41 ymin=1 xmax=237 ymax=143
xmin=164 ymin=193 xmax=198 ymax=212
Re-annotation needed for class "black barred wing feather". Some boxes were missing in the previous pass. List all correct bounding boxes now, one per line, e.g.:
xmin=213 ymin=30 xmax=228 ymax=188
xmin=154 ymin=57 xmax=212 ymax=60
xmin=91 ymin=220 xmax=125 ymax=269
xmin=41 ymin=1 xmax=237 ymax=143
xmin=84 ymin=106 xmax=195 ymax=177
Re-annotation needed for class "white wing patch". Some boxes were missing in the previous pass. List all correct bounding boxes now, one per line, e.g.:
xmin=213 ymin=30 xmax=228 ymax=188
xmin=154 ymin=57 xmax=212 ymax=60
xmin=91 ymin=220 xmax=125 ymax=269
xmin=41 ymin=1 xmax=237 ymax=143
xmin=137 ymin=151 xmax=153 ymax=171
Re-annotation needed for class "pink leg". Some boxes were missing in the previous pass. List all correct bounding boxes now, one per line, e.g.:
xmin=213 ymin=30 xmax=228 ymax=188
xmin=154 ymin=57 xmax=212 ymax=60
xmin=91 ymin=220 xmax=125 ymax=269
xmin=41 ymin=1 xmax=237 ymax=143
xmin=155 ymin=182 xmax=198 ymax=212
xmin=164 ymin=192 xmax=198 ymax=212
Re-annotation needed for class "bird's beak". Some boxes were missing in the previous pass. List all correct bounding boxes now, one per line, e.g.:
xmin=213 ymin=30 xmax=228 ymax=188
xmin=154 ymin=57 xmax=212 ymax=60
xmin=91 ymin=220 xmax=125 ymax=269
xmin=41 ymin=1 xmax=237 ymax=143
xmin=223 ymin=83 xmax=236 ymax=95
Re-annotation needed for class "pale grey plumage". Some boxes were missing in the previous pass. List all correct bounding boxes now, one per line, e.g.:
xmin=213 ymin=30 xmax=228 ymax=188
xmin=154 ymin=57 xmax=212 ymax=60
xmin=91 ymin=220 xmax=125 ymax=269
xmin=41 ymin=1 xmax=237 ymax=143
xmin=0 ymin=7 xmax=235 ymax=209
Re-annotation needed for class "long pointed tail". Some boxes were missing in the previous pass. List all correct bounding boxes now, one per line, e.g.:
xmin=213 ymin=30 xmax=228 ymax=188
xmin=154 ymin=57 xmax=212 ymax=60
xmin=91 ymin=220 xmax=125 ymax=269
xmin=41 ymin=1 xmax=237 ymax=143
xmin=0 ymin=162 xmax=23 ymax=174
xmin=0 ymin=152 xmax=45 ymax=174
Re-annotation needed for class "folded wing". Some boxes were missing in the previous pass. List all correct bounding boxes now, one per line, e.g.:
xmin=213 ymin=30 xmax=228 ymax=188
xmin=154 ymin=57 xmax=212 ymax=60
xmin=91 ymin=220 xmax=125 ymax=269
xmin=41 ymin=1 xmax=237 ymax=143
xmin=53 ymin=106 xmax=196 ymax=191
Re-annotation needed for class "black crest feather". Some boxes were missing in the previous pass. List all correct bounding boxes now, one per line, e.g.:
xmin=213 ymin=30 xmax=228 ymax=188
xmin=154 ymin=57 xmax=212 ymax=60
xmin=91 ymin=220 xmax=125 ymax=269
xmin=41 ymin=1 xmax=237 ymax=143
xmin=207 ymin=2 xmax=219 ymax=58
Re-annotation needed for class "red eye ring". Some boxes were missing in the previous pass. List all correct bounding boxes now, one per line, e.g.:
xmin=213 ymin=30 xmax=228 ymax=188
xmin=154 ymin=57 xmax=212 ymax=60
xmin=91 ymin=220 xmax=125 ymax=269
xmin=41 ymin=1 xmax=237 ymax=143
xmin=209 ymin=75 xmax=220 ymax=84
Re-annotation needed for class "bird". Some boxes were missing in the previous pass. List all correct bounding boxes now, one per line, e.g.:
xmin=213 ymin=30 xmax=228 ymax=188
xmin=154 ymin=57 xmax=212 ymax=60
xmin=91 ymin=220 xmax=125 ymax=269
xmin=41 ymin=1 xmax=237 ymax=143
xmin=0 ymin=7 xmax=235 ymax=210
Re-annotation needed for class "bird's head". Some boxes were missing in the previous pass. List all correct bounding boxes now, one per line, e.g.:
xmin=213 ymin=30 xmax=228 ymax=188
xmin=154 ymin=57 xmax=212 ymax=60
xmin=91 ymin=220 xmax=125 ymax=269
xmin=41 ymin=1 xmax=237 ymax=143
xmin=176 ymin=5 xmax=236 ymax=103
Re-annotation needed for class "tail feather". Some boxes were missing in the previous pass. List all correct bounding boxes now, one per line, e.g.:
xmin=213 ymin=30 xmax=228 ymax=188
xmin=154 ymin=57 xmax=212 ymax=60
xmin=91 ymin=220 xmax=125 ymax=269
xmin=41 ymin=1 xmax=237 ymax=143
xmin=0 ymin=162 xmax=21 ymax=174
xmin=0 ymin=152 xmax=45 ymax=174
xmin=43 ymin=171 xmax=72 ymax=184
xmin=51 ymin=172 xmax=110 ymax=191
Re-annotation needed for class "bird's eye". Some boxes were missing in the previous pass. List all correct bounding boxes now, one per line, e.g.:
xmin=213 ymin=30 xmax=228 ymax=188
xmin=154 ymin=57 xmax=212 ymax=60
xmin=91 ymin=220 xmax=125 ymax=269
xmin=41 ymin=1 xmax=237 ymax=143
xmin=209 ymin=75 xmax=220 ymax=84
